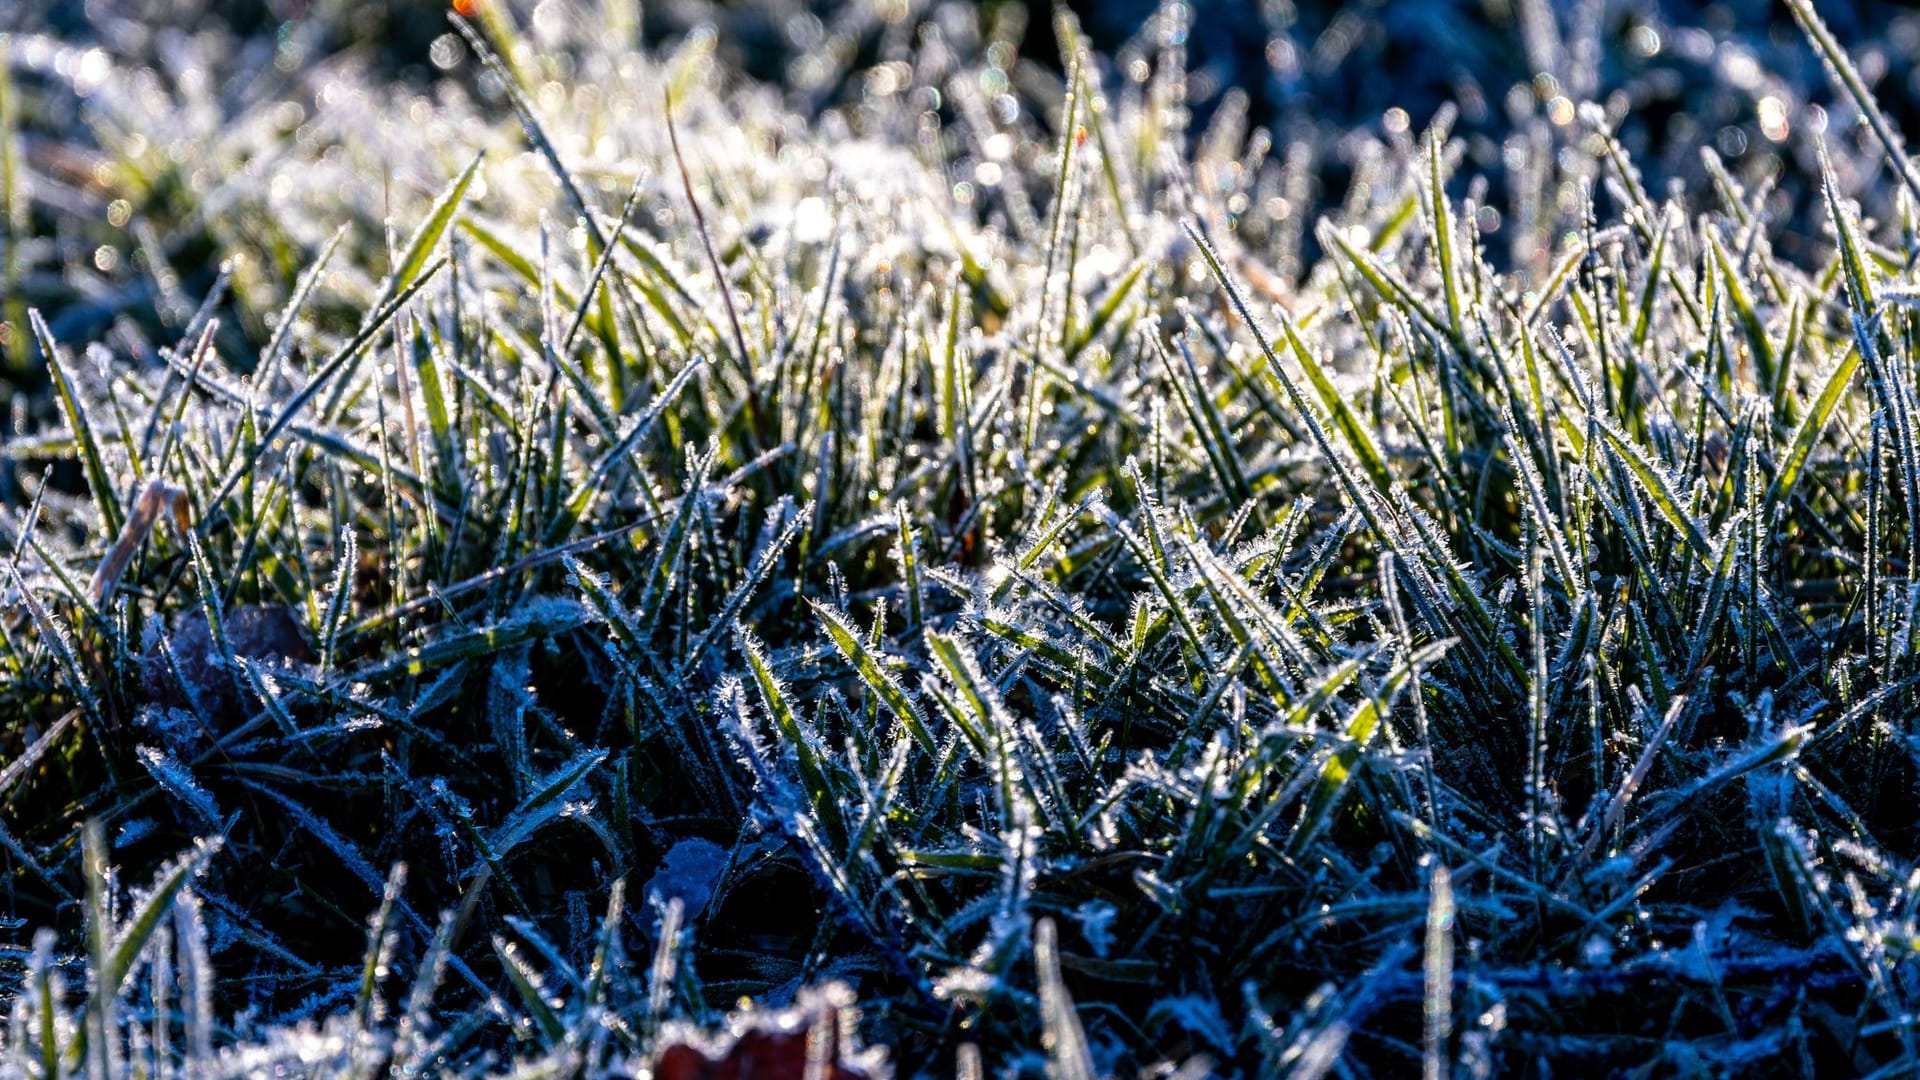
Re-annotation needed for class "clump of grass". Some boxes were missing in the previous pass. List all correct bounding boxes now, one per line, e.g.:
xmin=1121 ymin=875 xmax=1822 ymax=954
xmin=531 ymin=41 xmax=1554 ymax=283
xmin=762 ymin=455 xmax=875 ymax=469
xmin=6 ymin=0 xmax=1920 ymax=1075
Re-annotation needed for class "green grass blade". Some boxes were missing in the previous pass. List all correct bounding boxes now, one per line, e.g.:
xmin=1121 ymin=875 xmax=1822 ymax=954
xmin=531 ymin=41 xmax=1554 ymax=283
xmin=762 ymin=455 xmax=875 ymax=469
xmin=1787 ymin=0 xmax=1920 ymax=208
xmin=1594 ymin=419 xmax=1713 ymax=562
xmin=813 ymin=600 xmax=936 ymax=754
xmin=1769 ymin=341 xmax=1860 ymax=509
xmin=32 ymin=311 xmax=123 ymax=537
xmin=388 ymin=152 xmax=483 ymax=305
xmin=743 ymin=631 xmax=846 ymax=839
xmin=102 ymin=839 xmax=222 ymax=1025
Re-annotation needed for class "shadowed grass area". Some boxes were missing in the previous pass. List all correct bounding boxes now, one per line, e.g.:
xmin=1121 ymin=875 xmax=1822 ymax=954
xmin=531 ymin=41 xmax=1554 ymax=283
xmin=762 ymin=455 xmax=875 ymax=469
xmin=5 ymin=0 xmax=1920 ymax=1076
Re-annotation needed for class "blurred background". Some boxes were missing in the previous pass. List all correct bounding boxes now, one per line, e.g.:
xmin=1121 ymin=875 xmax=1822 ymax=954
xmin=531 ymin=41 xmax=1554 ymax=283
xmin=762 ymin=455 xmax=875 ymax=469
xmin=17 ymin=0 xmax=1920 ymax=172
xmin=8 ymin=0 xmax=1920 ymax=392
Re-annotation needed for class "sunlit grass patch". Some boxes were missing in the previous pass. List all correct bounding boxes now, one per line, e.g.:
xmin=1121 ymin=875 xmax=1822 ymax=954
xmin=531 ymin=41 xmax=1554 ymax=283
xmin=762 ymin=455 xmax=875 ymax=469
xmin=5 ymin=0 xmax=1920 ymax=1075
